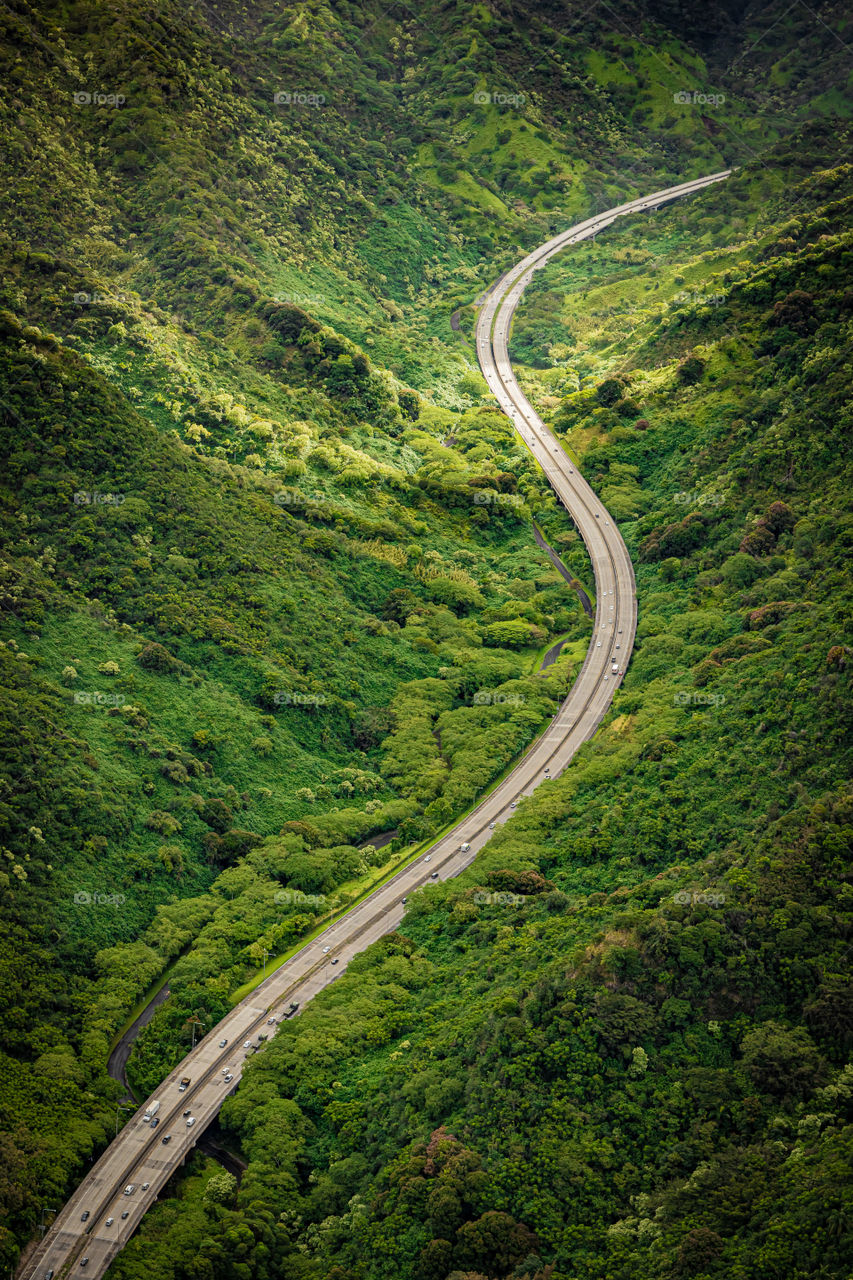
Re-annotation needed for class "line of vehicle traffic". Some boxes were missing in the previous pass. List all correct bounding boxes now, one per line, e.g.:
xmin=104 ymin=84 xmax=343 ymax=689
xmin=21 ymin=169 xmax=731 ymax=1280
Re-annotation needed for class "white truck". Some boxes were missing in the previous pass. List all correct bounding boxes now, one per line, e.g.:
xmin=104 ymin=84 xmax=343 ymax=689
xmin=143 ymin=1100 xmax=160 ymax=1123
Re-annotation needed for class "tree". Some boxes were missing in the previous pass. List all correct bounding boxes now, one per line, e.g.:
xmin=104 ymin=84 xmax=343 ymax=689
xmin=482 ymin=620 xmax=542 ymax=649
xmin=765 ymin=500 xmax=795 ymax=535
xmin=399 ymin=390 xmax=420 ymax=421
xmin=675 ymin=1227 xmax=723 ymax=1274
xmin=327 ymin=353 xmax=358 ymax=394
xmin=137 ymin=642 xmax=188 ymax=675
xmin=455 ymin=1211 xmax=538 ymax=1275
xmin=677 ymin=355 xmax=705 ymax=385
xmin=770 ymin=289 xmax=815 ymax=334
xmin=157 ymin=844 xmax=185 ymax=874
xmin=203 ymin=1170 xmax=237 ymax=1207
xmin=597 ymin=377 xmax=623 ymax=407
xmin=382 ymin=588 xmax=420 ymax=623
xmin=739 ymin=1021 xmax=824 ymax=1098
xmin=804 ymin=977 xmax=853 ymax=1055
xmin=720 ymin=551 xmax=763 ymax=589
xmin=200 ymin=798 xmax=234 ymax=833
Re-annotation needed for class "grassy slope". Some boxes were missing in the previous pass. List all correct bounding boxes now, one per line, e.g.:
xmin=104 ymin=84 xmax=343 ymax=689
xmin=105 ymin=132 xmax=853 ymax=1280
xmin=0 ymin=0 xmax=850 ymax=1268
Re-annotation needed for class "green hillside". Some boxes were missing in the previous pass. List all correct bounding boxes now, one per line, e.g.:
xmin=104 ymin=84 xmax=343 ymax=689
xmin=0 ymin=0 xmax=851 ymax=1275
xmin=107 ymin=131 xmax=853 ymax=1280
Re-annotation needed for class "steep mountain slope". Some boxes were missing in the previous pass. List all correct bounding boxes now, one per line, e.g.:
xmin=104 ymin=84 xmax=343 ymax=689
xmin=103 ymin=131 xmax=853 ymax=1280
xmin=3 ymin=0 xmax=849 ymax=393
xmin=0 ymin=0 xmax=851 ymax=1273
xmin=0 ymin=297 xmax=591 ymax=1259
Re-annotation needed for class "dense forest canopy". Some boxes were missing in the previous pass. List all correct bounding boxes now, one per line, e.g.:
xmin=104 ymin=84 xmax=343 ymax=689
xmin=0 ymin=0 xmax=851 ymax=1277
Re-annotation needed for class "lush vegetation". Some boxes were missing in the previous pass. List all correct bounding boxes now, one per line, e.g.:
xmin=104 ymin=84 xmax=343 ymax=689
xmin=107 ymin=130 xmax=853 ymax=1280
xmin=0 ymin=0 xmax=851 ymax=1276
xmin=0 ymin=277 xmax=594 ymax=1259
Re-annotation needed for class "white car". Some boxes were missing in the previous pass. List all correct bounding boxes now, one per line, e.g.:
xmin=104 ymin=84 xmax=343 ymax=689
xmin=186 ymin=1117 xmax=196 ymax=1127
xmin=322 ymin=946 xmax=331 ymax=954
xmin=243 ymin=1040 xmax=252 ymax=1049
xmin=489 ymin=822 xmax=496 ymax=830
xmin=219 ymin=1039 xmax=228 ymax=1048
xmin=424 ymin=855 xmax=431 ymax=863
xmin=105 ymin=1218 xmax=113 ymax=1227
xmin=224 ymin=1073 xmax=233 ymax=1082
xmin=267 ymin=1016 xmax=277 ymax=1024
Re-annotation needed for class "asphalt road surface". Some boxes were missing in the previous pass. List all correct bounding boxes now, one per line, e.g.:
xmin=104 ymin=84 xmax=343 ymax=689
xmin=531 ymin=521 xmax=593 ymax=615
xmin=106 ymin=985 xmax=171 ymax=1094
xmin=22 ymin=167 xmax=730 ymax=1280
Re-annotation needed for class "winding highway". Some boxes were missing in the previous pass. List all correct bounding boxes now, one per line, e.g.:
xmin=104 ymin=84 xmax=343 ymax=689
xmin=20 ymin=168 xmax=730 ymax=1280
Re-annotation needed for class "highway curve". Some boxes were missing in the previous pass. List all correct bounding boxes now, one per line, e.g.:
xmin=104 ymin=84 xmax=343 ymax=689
xmin=20 ymin=168 xmax=730 ymax=1280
